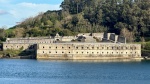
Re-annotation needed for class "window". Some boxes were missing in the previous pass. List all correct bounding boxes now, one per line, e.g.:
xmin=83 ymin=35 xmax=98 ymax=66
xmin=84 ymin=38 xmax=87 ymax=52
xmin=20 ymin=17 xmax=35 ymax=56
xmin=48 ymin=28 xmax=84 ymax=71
xmin=87 ymin=47 xmax=89 ymax=49
xmin=69 ymin=52 xmax=70 ymax=53
xmin=87 ymin=52 xmax=89 ymax=54
xmin=49 ymin=46 xmax=51 ymax=49
xmin=62 ymin=52 xmax=64 ymax=53
xmin=82 ymin=47 xmax=84 ymax=49
xmin=69 ymin=47 xmax=70 ymax=49
xmin=76 ymin=47 xmax=78 ymax=49
xmin=126 ymin=52 xmax=127 ymax=54
xmin=43 ymin=46 xmax=44 ymax=49
xmin=56 ymin=47 xmax=57 ymax=49
xmin=43 ymin=51 xmax=44 ymax=53
xmin=97 ymin=52 xmax=99 ymax=54
xmin=102 ymin=47 xmax=104 ymax=49
xmin=92 ymin=47 xmax=94 ymax=49
xmin=82 ymin=52 xmax=83 ymax=54
xmin=76 ymin=52 xmax=78 ymax=54
xmin=97 ymin=47 xmax=99 ymax=49
xmin=92 ymin=52 xmax=94 ymax=54
xmin=134 ymin=47 xmax=136 ymax=49
xmin=49 ymin=51 xmax=51 ymax=53
xmin=6 ymin=46 xmax=7 ymax=48
xmin=56 ymin=51 xmax=57 ymax=53
xmin=62 ymin=47 xmax=64 ymax=49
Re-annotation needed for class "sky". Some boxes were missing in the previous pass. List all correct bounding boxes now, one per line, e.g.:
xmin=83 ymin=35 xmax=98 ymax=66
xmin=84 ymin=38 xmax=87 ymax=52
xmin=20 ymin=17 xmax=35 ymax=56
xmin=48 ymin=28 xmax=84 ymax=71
xmin=0 ymin=0 xmax=63 ymax=28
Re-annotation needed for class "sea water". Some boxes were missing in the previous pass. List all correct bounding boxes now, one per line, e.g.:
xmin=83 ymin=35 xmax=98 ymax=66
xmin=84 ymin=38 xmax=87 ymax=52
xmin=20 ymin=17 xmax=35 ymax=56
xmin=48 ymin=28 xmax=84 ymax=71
xmin=0 ymin=59 xmax=150 ymax=84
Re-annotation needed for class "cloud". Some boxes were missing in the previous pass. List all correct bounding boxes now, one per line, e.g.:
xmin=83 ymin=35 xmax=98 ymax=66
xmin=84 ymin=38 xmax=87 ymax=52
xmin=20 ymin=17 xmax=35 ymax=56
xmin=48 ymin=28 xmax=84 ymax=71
xmin=0 ymin=2 xmax=61 ymax=27
xmin=18 ymin=2 xmax=60 ymax=9
xmin=0 ymin=0 xmax=11 ymax=3
xmin=0 ymin=10 xmax=9 ymax=15
xmin=8 ymin=2 xmax=61 ymax=18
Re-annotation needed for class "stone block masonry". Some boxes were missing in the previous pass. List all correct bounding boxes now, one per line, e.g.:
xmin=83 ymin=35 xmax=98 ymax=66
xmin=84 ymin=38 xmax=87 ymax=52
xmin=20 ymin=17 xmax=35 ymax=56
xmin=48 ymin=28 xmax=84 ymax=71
xmin=2 ymin=33 xmax=142 ymax=60
xmin=36 ymin=43 xmax=141 ymax=60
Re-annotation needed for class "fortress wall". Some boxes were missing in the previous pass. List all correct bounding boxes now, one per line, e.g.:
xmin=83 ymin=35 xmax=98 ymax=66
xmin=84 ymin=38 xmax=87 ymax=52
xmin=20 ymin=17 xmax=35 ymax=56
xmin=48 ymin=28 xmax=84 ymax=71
xmin=61 ymin=36 xmax=76 ymax=42
xmin=103 ymin=33 xmax=112 ymax=40
xmin=36 ymin=43 xmax=141 ymax=60
xmin=5 ymin=39 xmax=55 ymax=43
xmin=3 ymin=43 xmax=33 ymax=50
xmin=92 ymin=33 xmax=104 ymax=40
xmin=77 ymin=33 xmax=91 ymax=36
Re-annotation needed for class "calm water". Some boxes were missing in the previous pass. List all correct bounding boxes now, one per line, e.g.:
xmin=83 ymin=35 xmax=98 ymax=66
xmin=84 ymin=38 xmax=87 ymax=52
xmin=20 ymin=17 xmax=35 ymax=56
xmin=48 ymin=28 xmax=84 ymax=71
xmin=0 ymin=59 xmax=150 ymax=84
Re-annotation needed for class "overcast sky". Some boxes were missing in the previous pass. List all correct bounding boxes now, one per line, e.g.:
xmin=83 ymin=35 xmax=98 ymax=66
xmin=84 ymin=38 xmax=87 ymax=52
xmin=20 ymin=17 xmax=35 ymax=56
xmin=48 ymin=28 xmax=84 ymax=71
xmin=0 ymin=0 xmax=63 ymax=28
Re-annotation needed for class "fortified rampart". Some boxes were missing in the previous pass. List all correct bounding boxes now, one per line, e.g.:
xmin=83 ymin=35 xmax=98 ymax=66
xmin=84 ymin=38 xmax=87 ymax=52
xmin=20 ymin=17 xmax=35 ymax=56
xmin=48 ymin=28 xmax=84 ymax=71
xmin=36 ymin=43 xmax=141 ymax=60
xmin=2 ymin=32 xmax=142 ymax=60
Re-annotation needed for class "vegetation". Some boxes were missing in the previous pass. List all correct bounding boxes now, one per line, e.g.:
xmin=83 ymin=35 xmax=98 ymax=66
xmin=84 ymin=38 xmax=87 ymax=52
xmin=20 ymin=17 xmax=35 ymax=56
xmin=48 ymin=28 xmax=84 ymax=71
xmin=0 ymin=49 xmax=22 ymax=58
xmin=0 ymin=49 xmax=35 ymax=58
xmin=0 ymin=0 xmax=149 ymax=43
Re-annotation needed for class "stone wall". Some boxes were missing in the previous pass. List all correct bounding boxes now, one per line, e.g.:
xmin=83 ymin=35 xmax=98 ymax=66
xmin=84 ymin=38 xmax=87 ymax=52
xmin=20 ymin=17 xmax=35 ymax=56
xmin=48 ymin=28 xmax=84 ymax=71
xmin=6 ymin=38 xmax=55 ymax=44
xmin=118 ymin=36 xmax=126 ymax=43
xmin=3 ymin=43 xmax=35 ymax=50
xmin=36 ymin=43 xmax=141 ymax=60
xmin=102 ymin=33 xmax=126 ymax=43
xmin=61 ymin=36 xmax=77 ymax=42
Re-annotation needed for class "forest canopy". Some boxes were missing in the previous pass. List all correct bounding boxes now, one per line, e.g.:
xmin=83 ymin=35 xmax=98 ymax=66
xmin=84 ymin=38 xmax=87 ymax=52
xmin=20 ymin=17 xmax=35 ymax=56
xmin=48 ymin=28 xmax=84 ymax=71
xmin=0 ymin=0 xmax=150 ymax=42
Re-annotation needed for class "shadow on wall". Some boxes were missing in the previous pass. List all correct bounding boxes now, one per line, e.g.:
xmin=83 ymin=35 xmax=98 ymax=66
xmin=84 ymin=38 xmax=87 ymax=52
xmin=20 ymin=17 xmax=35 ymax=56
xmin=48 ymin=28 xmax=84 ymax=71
xmin=1 ymin=44 xmax=37 ymax=59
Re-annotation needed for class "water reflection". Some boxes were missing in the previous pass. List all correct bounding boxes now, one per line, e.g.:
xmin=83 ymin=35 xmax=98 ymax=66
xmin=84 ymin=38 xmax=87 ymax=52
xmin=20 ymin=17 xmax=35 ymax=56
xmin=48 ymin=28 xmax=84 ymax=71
xmin=37 ymin=59 xmax=142 ymax=63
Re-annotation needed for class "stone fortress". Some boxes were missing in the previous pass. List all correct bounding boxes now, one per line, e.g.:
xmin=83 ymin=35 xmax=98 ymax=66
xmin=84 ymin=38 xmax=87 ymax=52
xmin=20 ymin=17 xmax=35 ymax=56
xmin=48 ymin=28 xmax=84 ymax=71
xmin=3 ymin=32 xmax=141 ymax=60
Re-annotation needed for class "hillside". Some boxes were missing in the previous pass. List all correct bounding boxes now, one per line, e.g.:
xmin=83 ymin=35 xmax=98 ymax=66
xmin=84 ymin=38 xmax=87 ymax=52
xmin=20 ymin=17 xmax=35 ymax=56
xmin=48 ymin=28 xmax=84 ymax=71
xmin=0 ymin=0 xmax=150 ymax=43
